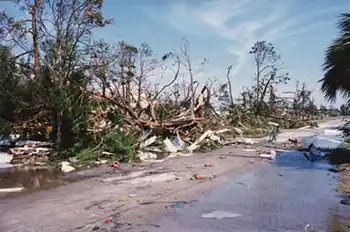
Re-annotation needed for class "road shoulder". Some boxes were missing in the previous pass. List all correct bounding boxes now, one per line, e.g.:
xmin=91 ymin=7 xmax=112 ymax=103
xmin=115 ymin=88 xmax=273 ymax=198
xmin=0 ymin=145 xmax=269 ymax=232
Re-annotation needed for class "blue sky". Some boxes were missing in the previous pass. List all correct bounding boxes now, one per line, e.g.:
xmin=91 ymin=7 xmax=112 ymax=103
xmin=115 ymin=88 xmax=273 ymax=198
xmin=97 ymin=0 xmax=350 ymax=107
xmin=2 ymin=0 xmax=350 ymax=107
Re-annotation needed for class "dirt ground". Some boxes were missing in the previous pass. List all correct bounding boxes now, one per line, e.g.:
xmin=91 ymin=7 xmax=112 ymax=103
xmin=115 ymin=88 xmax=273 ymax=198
xmin=1 ymin=119 xmax=342 ymax=232
xmin=0 ymin=144 xmax=271 ymax=232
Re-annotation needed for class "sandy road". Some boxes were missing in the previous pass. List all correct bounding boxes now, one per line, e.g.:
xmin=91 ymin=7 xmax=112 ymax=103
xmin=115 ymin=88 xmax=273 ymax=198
xmin=0 ymin=118 xmax=343 ymax=232
xmin=0 ymin=145 xmax=270 ymax=232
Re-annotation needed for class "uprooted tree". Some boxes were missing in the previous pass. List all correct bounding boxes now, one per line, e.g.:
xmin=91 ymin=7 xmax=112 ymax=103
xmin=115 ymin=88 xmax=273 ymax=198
xmin=0 ymin=1 xmax=218 ymax=161
xmin=0 ymin=1 xmax=326 ymax=162
xmin=0 ymin=0 xmax=113 ymax=152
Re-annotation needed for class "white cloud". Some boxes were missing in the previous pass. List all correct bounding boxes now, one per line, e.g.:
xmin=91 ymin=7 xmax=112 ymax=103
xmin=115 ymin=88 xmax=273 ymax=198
xmin=261 ymin=6 xmax=345 ymax=42
xmin=143 ymin=0 xmax=350 ymax=106
xmin=158 ymin=0 xmax=291 ymax=78
xmin=157 ymin=1 xmax=347 ymax=76
xmin=195 ymin=0 xmax=251 ymax=27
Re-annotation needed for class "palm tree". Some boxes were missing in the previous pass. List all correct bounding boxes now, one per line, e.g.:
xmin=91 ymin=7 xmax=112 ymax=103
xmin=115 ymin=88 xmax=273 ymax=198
xmin=320 ymin=13 xmax=350 ymax=102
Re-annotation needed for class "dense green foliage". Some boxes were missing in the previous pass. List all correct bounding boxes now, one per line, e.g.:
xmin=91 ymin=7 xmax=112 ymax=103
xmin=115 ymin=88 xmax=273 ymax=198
xmin=0 ymin=0 xmax=137 ymax=161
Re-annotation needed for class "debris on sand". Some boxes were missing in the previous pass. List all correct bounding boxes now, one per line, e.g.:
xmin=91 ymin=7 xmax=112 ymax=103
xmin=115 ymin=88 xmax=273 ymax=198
xmin=136 ymin=129 xmax=230 ymax=161
xmin=259 ymin=149 xmax=277 ymax=160
xmin=191 ymin=174 xmax=206 ymax=180
xmin=0 ymin=152 xmax=13 ymax=168
xmin=0 ymin=187 xmax=24 ymax=193
xmin=61 ymin=161 xmax=75 ymax=173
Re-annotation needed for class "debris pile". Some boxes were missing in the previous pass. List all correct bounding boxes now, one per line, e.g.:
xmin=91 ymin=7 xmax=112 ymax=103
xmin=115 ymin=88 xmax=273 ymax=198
xmin=137 ymin=129 xmax=229 ymax=161
xmin=0 ymin=152 xmax=13 ymax=169
xmin=0 ymin=139 xmax=52 ymax=168
xmin=82 ymin=85 xmax=256 ymax=162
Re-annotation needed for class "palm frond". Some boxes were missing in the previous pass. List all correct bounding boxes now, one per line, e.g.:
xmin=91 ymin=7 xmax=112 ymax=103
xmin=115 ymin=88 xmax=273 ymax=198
xmin=319 ymin=13 xmax=350 ymax=102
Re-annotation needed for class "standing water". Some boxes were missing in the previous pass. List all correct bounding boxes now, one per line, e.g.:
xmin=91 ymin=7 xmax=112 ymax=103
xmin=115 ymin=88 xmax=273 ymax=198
xmin=141 ymin=127 xmax=350 ymax=232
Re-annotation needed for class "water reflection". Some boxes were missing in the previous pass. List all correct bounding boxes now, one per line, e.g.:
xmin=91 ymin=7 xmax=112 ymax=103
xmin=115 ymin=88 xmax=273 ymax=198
xmin=302 ymin=134 xmax=343 ymax=149
xmin=0 ymin=166 xmax=68 ymax=198
xmin=274 ymin=150 xmax=332 ymax=171
xmin=145 ymin=146 xmax=350 ymax=232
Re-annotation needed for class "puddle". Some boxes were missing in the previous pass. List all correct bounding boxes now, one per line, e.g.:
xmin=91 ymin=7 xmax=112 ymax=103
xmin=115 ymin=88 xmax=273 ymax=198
xmin=273 ymin=150 xmax=333 ymax=171
xmin=170 ymin=200 xmax=199 ymax=208
xmin=147 ymin=150 xmax=349 ymax=230
xmin=134 ymin=123 xmax=350 ymax=231
xmin=0 ymin=166 xmax=84 ymax=198
xmin=302 ymin=134 xmax=343 ymax=149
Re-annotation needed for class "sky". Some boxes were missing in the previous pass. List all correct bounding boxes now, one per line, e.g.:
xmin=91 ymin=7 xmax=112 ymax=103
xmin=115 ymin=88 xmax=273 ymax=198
xmin=2 ymin=0 xmax=350 ymax=107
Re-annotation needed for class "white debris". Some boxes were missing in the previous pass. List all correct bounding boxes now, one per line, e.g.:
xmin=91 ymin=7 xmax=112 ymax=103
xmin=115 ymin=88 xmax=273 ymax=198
xmin=186 ymin=130 xmax=224 ymax=152
xmin=186 ymin=130 xmax=213 ymax=152
xmin=61 ymin=161 xmax=75 ymax=172
xmin=0 ymin=152 xmax=13 ymax=164
xmin=201 ymin=210 xmax=241 ymax=219
xmin=0 ymin=163 xmax=14 ymax=169
xmin=163 ymin=138 xmax=179 ymax=153
xmin=243 ymin=148 xmax=256 ymax=152
xmin=100 ymin=159 xmax=108 ymax=164
xmin=298 ymin=126 xmax=311 ymax=130
xmin=259 ymin=154 xmax=275 ymax=159
xmin=9 ymin=133 xmax=20 ymax=141
xmin=137 ymin=151 xmax=157 ymax=161
xmin=270 ymin=149 xmax=276 ymax=156
xmin=95 ymin=159 xmax=108 ymax=164
xmin=139 ymin=136 xmax=157 ymax=149
xmin=237 ymin=138 xmax=255 ymax=145
xmin=323 ymin=129 xmax=343 ymax=136
xmin=209 ymin=134 xmax=222 ymax=143
xmin=172 ymin=131 xmax=185 ymax=150
xmin=0 ymin=187 xmax=24 ymax=193
xmin=215 ymin=129 xmax=231 ymax=134
xmin=260 ymin=149 xmax=277 ymax=160
xmin=268 ymin=122 xmax=279 ymax=127
xmin=167 ymin=152 xmax=193 ymax=158
xmin=139 ymin=128 xmax=229 ymax=160
xmin=186 ymin=143 xmax=200 ymax=153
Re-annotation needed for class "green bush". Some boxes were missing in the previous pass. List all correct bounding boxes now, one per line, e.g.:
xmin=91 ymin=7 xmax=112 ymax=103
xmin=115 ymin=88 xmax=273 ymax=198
xmin=103 ymin=129 xmax=136 ymax=162
xmin=75 ymin=148 xmax=102 ymax=161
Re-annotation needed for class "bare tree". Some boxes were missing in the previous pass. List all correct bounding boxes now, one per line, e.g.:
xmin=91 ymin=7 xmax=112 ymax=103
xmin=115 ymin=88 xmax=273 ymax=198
xmin=249 ymin=41 xmax=290 ymax=114
xmin=293 ymin=81 xmax=314 ymax=122
xmin=134 ymin=42 xmax=156 ymax=110
xmin=178 ymin=38 xmax=208 ymax=117
xmin=226 ymin=65 xmax=234 ymax=106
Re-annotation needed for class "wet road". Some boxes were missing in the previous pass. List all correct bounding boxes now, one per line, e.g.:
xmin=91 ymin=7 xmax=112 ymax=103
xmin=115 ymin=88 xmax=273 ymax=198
xmin=140 ymin=125 xmax=350 ymax=232
xmin=141 ymin=152 xmax=349 ymax=232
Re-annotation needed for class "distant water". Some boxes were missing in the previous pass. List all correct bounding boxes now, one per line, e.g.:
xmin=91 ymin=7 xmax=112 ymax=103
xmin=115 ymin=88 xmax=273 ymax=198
xmin=302 ymin=132 xmax=344 ymax=149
